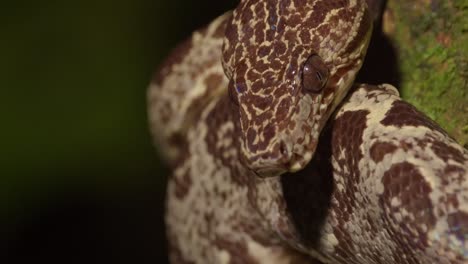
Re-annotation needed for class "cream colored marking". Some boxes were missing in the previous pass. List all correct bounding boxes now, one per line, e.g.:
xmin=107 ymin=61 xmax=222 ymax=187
xmin=154 ymin=0 xmax=467 ymax=261
xmin=218 ymin=251 xmax=230 ymax=264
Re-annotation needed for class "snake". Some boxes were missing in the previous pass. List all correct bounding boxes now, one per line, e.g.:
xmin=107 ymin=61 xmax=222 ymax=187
xmin=147 ymin=0 xmax=468 ymax=263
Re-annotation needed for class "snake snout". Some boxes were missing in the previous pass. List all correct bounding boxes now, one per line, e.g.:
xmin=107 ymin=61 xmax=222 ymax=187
xmin=247 ymin=139 xmax=294 ymax=178
xmin=278 ymin=140 xmax=292 ymax=164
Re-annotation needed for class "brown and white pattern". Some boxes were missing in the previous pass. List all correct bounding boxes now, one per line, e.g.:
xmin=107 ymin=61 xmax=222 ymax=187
xmin=222 ymin=0 xmax=372 ymax=176
xmin=278 ymin=84 xmax=468 ymax=263
xmin=147 ymin=0 xmax=468 ymax=263
xmin=148 ymin=13 xmax=231 ymax=164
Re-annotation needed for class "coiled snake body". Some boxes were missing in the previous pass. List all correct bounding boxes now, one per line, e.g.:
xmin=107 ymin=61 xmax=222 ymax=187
xmin=148 ymin=1 xmax=468 ymax=263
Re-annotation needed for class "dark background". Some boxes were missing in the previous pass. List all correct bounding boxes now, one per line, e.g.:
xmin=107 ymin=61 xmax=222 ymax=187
xmin=3 ymin=1 xmax=236 ymax=263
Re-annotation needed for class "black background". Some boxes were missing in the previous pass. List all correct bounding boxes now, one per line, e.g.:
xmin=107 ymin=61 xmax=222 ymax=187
xmin=3 ymin=1 xmax=236 ymax=263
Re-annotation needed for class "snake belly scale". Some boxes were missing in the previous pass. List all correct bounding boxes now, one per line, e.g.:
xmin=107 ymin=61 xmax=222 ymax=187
xmin=148 ymin=0 xmax=468 ymax=263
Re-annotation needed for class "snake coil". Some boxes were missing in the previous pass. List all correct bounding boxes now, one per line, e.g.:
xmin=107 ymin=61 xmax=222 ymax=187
xmin=148 ymin=1 xmax=468 ymax=263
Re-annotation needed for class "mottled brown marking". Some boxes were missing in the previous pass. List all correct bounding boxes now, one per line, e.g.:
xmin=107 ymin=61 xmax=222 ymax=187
xmin=330 ymin=109 xmax=370 ymax=257
xmin=170 ymin=139 xmax=193 ymax=200
xmin=343 ymin=7 xmax=372 ymax=55
xmin=431 ymin=140 xmax=465 ymax=164
xmin=442 ymin=165 xmax=466 ymax=186
xmin=369 ymin=141 xmax=398 ymax=162
xmin=380 ymin=101 xmax=446 ymax=136
xmin=381 ymin=162 xmax=436 ymax=248
xmin=204 ymin=73 xmax=224 ymax=91
xmin=447 ymin=211 xmax=468 ymax=243
xmin=276 ymin=97 xmax=292 ymax=121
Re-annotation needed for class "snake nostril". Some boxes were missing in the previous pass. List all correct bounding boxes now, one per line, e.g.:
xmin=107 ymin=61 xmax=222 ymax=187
xmin=279 ymin=141 xmax=290 ymax=162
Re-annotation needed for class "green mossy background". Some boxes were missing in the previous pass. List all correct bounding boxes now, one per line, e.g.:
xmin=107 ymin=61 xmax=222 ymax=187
xmin=3 ymin=0 xmax=466 ymax=263
xmin=386 ymin=0 xmax=468 ymax=146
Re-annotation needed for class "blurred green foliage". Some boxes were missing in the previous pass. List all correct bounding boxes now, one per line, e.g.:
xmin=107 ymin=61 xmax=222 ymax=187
xmin=387 ymin=0 xmax=468 ymax=146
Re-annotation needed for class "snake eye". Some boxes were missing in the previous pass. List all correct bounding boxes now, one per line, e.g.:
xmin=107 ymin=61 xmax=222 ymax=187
xmin=302 ymin=55 xmax=329 ymax=93
xmin=228 ymin=80 xmax=240 ymax=106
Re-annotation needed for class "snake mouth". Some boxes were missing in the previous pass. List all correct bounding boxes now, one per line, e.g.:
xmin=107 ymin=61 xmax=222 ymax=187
xmin=249 ymin=136 xmax=317 ymax=177
xmin=251 ymin=148 xmax=315 ymax=177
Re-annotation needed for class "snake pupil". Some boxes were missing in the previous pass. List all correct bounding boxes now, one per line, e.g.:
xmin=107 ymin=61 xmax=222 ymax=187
xmin=316 ymin=71 xmax=323 ymax=82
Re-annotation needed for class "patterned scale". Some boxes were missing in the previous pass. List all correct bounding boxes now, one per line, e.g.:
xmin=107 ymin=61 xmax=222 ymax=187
xmin=147 ymin=0 xmax=468 ymax=263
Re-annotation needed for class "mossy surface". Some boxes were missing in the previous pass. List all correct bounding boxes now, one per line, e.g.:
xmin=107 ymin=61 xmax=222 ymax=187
xmin=385 ymin=0 xmax=467 ymax=146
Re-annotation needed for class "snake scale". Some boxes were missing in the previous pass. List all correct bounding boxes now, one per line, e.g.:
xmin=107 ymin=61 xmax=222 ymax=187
xmin=148 ymin=1 xmax=468 ymax=263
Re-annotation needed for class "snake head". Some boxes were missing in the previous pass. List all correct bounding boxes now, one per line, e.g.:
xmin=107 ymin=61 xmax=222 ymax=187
xmin=222 ymin=0 xmax=372 ymax=177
